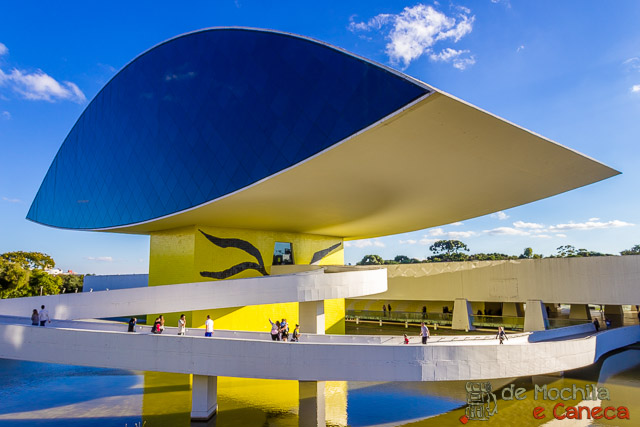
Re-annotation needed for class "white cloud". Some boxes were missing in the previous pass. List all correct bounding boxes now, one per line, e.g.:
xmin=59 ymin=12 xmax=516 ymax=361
xmin=448 ymin=230 xmax=477 ymax=239
xmin=344 ymin=239 xmax=385 ymax=249
xmin=483 ymin=226 xmax=530 ymax=236
xmin=429 ymin=47 xmax=466 ymax=61
xmin=348 ymin=13 xmax=392 ymax=32
xmin=452 ymin=56 xmax=476 ymax=70
xmin=483 ymin=218 xmax=632 ymax=237
xmin=449 ymin=222 xmax=464 ymax=226
xmin=548 ymin=220 xmax=634 ymax=231
xmin=513 ymin=221 xmax=544 ymax=229
xmin=623 ymin=57 xmax=640 ymax=71
xmin=0 ymin=43 xmax=7 ymax=56
xmin=491 ymin=211 xmax=509 ymax=220
xmin=429 ymin=47 xmax=476 ymax=70
xmin=632 ymin=84 xmax=640 ymax=93
xmin=429 ymin=227 xmax=445 ymax=236
xmin=86 ymin=256 xmax=113 ymax=262
xmin=97 ymin=62 xmax=117 ymax=73
xmin=516 ymin=45 xmax=524 ymax=52
xmin=394 ymin=217 xmax=634 ymax=246
xmin=418 ymin=237 xmax=438 ymax=245
xmin=1 ymin=110 xmax=10 ymax=120
xmin=425 ymin=227 xmax=477 ymax=240
xmin=399 ymin=239 xmax=418 ymax=245
xmin=2 ymin=196 xmax=22 ymax=203
xmin=349 ymin=4 xmax=475 ymax=69
xmin=0 ymin=67 xmax=86 ymax=103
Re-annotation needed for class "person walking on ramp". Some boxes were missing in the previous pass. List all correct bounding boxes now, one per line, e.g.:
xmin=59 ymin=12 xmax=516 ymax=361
xmin=39 ymin=305 xmax=50 ymax=326
xmin=205 ymin=315 xmax=214 ymax=337
xmin=496 ymin=326 xmax=508 ymax=344
xmin=178 ymin=314 xmax=186 ymax=335
xmin=420 ymin=322 xmax=430 ymax=344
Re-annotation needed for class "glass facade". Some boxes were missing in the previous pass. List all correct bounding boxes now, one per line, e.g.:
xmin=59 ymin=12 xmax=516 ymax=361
xmin=27 ymin=28 xmax=428 ymax=230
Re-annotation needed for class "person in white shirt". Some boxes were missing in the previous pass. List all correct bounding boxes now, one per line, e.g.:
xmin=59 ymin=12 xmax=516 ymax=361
xmin=178 ymin=314 xmax=186 ymax=335
xmin=39 ymin=305 xmax=50 ymax=327
xmin=420 ymin=322 xmax=430 ymax=344
xmin=205 ymin=315 xmax=214 ymax=337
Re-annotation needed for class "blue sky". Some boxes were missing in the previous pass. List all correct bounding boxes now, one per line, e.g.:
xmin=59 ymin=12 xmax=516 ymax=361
xmin=1 ymin=1 xmax=639 ymax=273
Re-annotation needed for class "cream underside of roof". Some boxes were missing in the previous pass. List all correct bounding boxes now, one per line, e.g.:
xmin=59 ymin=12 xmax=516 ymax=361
xmin=107 ymin=92 xmax=619 ymax=238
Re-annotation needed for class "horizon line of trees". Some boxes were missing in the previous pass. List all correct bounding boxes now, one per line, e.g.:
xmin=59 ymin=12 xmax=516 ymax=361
xmin=356 ymin=241 xmax=640 ymax=265
xmin=0 ymin=251 xmax=83 ymax=299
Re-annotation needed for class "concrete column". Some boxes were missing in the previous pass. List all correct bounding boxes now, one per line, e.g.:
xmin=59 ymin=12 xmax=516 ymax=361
xmin=524 ymin=300 xmax=549 ymax=332
xmin=452 ymin=298 xmax=475 ymax=331
xmin=604 ymin=305 xmax=624 ymax=327
xmin=502 ymin=302 xmax=523 ymax=317
xmin=191 ymin=375 xmax=217 ymax=421
xmin=299 ymin=381 xmax=326 ymax=427
xmin=299 ymin=301 xmax=325 ymax=335
xmin=569 ymin=304 xmax=592 ymax=321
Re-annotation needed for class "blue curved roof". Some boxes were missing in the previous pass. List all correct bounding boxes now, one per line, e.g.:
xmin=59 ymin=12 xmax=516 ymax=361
xmin=27 ymin=28 xmax=429 ymax=230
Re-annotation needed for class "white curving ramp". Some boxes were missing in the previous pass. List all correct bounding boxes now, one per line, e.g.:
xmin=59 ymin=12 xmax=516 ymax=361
xmin=0 ymin=315 xmax=637 ymax=382
xmin=0 ymin=268 xmax=638 ymax=421
xmin=0 ymin=268 xmax=387 ymax=320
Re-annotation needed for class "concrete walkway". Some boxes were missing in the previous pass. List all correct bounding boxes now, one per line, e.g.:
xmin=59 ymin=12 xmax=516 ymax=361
xmin=0 ymin=270 xmax=637 ymax=383
xmin=0 ymin=314 xmax=637 ymax=382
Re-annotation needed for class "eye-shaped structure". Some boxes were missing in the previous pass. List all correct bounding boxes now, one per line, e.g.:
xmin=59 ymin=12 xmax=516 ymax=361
xmin=27 ymin=28 xmax=618 ymax=238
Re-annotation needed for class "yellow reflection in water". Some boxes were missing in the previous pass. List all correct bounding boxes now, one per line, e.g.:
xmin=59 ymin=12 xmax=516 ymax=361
xmin=142 ymin=373 xmax=348 ymax=427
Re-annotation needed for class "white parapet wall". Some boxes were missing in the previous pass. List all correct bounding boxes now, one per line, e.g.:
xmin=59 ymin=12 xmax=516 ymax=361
xmin=0 ymin=315 xmax=636 ymax=381
xmin=0 ymin=268 xmax=387 ymax=320
xmin=352 ymin=255 xmax=640 ymax=305
xmin=528 ymin=322 xmax=596 ymax=342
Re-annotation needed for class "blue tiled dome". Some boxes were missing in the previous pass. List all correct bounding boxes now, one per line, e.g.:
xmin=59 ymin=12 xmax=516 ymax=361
xmin=27 ymin=28 xmax=428 ymax=229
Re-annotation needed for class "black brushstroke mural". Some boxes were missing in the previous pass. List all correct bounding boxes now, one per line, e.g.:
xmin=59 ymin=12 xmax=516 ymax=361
xmin=199 ymin=230 xmax=268 ymax=279
xmin=310 ymin=242 xmax=342 ymax=265
xmin=201 ymin=262 xmax=267 ymax=280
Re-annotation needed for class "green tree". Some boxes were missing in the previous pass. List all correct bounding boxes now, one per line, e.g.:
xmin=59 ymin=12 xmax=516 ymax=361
xmin=395 ymin=255 xmax=418 ymax=264
xmin=28 ymin=270 xmax=62 ymax=296
xmin=556 ymin=245 xmax=578 ymax=257
xmin=357 ymin=254 xmax=384 ymax=265
xmin=470 ymin=253 xmax=517 ymax=261
xmin=429 ymin=240 xmax=469 ymax=256
xmin=523 ymin=247 xmax=533 ymax=259
xmin=621 ymin=245 xmax=640 ymax=255
xmin=0 ymin=258 xmax=30 ymax=297
xmin=61 ymin=274 xmax=84 ymax=293
xmin=1 ymin=251 xmax=55 ymax=270
xmin=554 ymin=245 xmax=610 ymax=258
